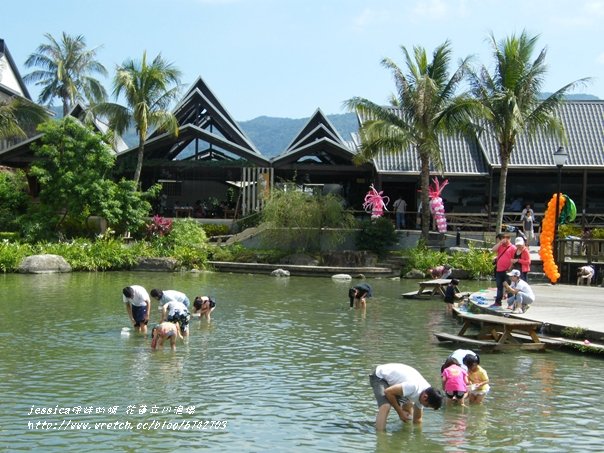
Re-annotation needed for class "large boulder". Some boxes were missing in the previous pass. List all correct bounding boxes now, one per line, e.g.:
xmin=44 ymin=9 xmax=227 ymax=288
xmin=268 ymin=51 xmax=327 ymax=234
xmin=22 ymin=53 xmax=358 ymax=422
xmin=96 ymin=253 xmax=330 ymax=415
xmin=404 ymin=268 xmax=426 ymax=279
xmin=271 ymin=268 xmax=290 ymax=277
xmin=18 ymin=254 xmax=72 ymax=274
xmin=134 ymin=257 xmax=178 ymax=272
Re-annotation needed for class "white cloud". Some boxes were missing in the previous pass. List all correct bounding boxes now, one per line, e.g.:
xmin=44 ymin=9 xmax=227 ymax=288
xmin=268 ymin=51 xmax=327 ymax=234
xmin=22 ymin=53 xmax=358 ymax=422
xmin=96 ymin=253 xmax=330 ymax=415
xmin=412 ymin=0 xmax=448 ymax=18
xmin=597 ymin=52 xmax=604 ymax=64
xmin=352 ymin=8 xmax=392 ymax=31
xmin=584 ymin=0 xmax=604 ymax=16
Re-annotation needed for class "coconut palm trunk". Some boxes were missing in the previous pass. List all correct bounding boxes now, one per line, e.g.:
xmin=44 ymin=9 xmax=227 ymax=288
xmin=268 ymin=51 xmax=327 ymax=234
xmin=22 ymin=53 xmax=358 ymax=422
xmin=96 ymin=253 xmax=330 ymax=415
xmin=495 ymin=147 xmax=511 ymax=233
xmin=419 ymin=153 xmax=431 ymax=240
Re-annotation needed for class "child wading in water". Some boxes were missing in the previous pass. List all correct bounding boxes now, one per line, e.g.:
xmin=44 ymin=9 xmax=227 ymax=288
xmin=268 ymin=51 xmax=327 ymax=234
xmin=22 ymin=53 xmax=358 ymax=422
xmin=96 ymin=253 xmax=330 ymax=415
xmin=464 ymin=355 xmax=490 ymax=404
xmin=151 ymin=322 xmax=183 ymax=351
xmin=443 ymin=279 xmax=468 ymax=313
xmin=441 ymin=359 xmax=469 ymax=406
xmin=193 ymin=296 xmax=216 ymax=321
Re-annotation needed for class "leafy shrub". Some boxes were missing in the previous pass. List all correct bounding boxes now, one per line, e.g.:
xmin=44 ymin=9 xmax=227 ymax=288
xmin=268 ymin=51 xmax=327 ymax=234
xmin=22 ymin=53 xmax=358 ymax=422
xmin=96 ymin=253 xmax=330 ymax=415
xmin=37 ymin=238 xmax=141 ymax=271
xmin=0 ymin=232 xmax=19 ymax=242
xmin=355 ymin=217 xmax=398 ymax=256
xmin=590 ymin=228 xmax=604 ymax=239
xmin=404 ymin=246 xmax=449 ymax=275
xmin=170 ymin=219 xmax=208 ymax=248
xmin=201 ymin=224 xmax=230 ymax=237
xmin=562 ymin=326 xmax=586 ymax=339
xmin=0 ymin=241 xmax=33 ymax=272
xmin=403 ymin=244 xmax=494 ymax=279
xmin=558 ymin=224 xmax=581 ymax=238
xmin=449 ymin=246 xmax=495 ymax=279
xmin=260 ymin=189 xmax=355 ymax=252
xmin=0 ymin=169 xmax=29 ymax=231
xmin=146 ymin=215 xmax=173 ymax=238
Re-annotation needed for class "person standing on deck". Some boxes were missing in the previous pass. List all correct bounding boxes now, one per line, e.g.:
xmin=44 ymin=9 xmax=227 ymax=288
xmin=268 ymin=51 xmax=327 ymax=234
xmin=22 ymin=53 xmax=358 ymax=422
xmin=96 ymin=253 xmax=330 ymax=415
xmin=491 ymin=233 xmax=516 ymax=308
xmin=393 ymin=195 xmax=407 ymax=230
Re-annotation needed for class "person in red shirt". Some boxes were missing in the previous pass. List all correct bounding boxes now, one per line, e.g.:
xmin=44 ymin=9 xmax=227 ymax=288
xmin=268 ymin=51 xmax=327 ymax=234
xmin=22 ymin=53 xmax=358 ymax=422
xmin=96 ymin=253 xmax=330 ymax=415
xmin=510 ymin=237 xmax=531 ymax=281
xmin=491 ymin=233 xmax=516 ymax=307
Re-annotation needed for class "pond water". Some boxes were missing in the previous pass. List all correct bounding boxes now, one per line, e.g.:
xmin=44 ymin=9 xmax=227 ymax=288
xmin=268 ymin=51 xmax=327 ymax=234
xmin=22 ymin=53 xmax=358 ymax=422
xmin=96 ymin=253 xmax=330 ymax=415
xmin=1 ymin=271 xmax=603 ymax=452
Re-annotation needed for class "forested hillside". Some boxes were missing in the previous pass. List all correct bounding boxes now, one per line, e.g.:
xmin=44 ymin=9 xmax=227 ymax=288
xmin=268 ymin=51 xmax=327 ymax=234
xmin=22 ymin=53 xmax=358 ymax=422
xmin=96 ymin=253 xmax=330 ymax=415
xmin=239 ymin=112 xmax=358 ymax=157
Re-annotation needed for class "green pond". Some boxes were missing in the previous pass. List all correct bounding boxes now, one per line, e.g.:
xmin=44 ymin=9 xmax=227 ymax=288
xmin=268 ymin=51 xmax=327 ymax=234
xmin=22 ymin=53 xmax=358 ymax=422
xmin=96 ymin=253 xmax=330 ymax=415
xmin=1 ymin=271 xmax=602 ymax=452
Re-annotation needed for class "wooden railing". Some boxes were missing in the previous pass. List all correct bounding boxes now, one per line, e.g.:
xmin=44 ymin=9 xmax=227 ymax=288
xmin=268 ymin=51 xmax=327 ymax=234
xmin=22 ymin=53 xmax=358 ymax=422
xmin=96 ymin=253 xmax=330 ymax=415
xmin=559 ymin=238 xmax=604 ymax=264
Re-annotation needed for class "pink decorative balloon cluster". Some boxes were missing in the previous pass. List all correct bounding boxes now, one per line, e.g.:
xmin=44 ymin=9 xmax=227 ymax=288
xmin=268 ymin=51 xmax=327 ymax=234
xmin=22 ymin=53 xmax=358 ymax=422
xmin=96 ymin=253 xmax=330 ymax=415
xmin=363 ymin=184 xmax=389 ymax=218
xmin=428 ymin=177 xmax=449 ymax=233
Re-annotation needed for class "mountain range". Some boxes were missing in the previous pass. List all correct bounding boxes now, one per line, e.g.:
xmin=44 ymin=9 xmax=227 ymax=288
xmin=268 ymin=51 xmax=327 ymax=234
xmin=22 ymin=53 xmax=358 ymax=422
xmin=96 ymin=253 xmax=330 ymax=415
xmin=239 ymin=113 xmax=358 ymax=158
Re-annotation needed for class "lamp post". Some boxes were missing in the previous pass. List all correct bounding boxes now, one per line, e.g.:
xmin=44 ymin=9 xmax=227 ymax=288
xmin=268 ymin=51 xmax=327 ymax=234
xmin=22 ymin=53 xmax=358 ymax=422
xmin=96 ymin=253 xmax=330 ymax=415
xmin=552 ymin=146 xmax=568 ymax=276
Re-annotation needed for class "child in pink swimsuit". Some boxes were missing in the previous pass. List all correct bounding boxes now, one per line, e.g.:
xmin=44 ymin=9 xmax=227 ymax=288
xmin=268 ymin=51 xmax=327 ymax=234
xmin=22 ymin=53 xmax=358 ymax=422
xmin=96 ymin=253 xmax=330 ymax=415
xmin=441 ymin=362 xmax=469 ymax=406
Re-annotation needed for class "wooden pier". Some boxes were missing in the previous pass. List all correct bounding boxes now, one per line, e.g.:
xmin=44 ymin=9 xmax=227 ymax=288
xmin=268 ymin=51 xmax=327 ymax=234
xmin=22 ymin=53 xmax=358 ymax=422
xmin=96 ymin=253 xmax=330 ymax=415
xmin=460 ymin=284 xmax=604 ymax=353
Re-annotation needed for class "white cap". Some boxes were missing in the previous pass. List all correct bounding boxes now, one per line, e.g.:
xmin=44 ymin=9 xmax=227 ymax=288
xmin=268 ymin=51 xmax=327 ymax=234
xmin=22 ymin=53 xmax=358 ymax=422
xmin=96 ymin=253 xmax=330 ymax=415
xmin=515 ymin=237 xmax=525 ymax=246
xmin=507 ymin=269 xmax=521 ymax=277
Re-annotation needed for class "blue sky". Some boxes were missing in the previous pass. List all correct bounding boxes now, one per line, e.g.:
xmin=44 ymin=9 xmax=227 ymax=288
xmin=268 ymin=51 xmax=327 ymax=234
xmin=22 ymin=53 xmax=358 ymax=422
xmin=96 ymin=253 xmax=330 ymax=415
xmin=3 ymin=0 xmax=603 ymax=121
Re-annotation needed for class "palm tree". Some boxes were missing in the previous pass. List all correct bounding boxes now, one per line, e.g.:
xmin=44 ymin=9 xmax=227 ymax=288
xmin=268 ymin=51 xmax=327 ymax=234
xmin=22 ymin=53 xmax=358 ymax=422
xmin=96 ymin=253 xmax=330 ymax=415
xmin=0 ymin=96 xmax=48 ymax=140
xmin=346 ymin=41 xmax=477 ymax=240
xmin=94 ymin=52 xmax=181 ymax=184
xmin=23 ymin=32 xmax=107 ymax=116
xmin=468 ymin=31 xmax=589 ymax=232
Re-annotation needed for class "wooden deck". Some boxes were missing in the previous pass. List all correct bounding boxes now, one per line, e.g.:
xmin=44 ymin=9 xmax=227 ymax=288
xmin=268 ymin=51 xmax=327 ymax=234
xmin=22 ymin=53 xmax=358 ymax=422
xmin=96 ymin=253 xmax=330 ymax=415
xmin=464 ymin=284 xmax=604 ymax=352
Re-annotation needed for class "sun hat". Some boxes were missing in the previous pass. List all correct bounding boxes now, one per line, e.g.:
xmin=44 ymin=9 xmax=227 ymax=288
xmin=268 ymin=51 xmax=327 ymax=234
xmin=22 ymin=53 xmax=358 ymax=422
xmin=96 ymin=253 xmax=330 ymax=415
xmin=514 ymin=237 xmax=525 ymax=245
xmin=507 ymin=269 xmax=521 ymax=277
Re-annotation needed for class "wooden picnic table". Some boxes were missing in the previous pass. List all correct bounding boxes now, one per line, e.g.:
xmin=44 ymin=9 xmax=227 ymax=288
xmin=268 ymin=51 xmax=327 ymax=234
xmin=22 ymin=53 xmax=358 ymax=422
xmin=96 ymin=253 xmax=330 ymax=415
xmin=456 ymin=312 xmax=544 ymax=350
xmin=402 ymin=279 xmax=451 ymax=299
xmin=418 ymin=279 xmax=451 ymax=297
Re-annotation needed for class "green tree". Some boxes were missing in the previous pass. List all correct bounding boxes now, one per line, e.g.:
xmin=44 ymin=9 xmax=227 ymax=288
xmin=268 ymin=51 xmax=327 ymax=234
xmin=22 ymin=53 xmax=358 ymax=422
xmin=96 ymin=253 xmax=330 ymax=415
xmin=468 ymin=31 xmax=589 ymax=232
xmin=28 ymin=117 xmax=157 ymax=238
xmin=94 ymin=52 xmax=181 ymax=185
xmin=24 ymin=32 xmax=108 ymax=116
xmin=0 ymin=169 xmax=29 ymax=231
xmin=260 ymin=186 xmax=355 ymax=253
xmin=30 ymin=117 xmax=116 ymax=230
xmin=346 ymin=41 xmax=477 ymax=240
xmin=0 ymin=97 xmax=48 ymax=140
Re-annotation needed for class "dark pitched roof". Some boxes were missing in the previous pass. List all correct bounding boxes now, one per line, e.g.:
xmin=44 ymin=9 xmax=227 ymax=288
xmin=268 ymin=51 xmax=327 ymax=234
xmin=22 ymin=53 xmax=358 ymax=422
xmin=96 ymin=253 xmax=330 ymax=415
xmin=478 ymin=100 xmax=604 ymax=169
xmin=356 ymin=100 xmax=604 ymax=175
xmin=370 ymin=134 xmax=489 ymax=176
xmin=0 ymin=38 xmax=31 ymax=99
xmin=356 ymin=107 xmax=489 ymax=176
xmin=127 ymin=75 xmax=267 ymax=165
xmin=272 ymin=108 xmax=356 ymax=166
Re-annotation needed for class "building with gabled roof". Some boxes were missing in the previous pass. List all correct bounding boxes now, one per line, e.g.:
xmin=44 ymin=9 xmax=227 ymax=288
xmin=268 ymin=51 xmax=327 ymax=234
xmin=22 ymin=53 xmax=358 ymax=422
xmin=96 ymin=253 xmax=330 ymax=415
xmin=0 ymin=38 xmax=31 ymax=100
xmin=1 ymin=33 xmax=603 ymax=223
xmin=358 ymin=100 xmax=604 ymax=216
xmin=271 ymin=108 xmax=373 ymax=205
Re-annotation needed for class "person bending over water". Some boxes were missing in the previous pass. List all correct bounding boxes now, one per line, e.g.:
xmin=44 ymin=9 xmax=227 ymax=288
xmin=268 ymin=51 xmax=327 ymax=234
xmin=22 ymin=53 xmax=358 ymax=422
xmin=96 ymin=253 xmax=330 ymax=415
xmin=151 ymin=322 xmax=182 ymax=351
xmin=369 ymin=363 xmax=443 ymax=430
xmin=193 ymin=296 xmax=216 ymax=321
xmin=348 ymin=283 xmax=372 ymax=309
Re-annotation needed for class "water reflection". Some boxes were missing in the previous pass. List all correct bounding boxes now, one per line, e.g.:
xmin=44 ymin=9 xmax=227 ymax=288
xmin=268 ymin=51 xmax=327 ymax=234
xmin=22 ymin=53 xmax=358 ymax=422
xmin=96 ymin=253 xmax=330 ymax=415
xmin=1 ymin=272 xmax=603 ymax=452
